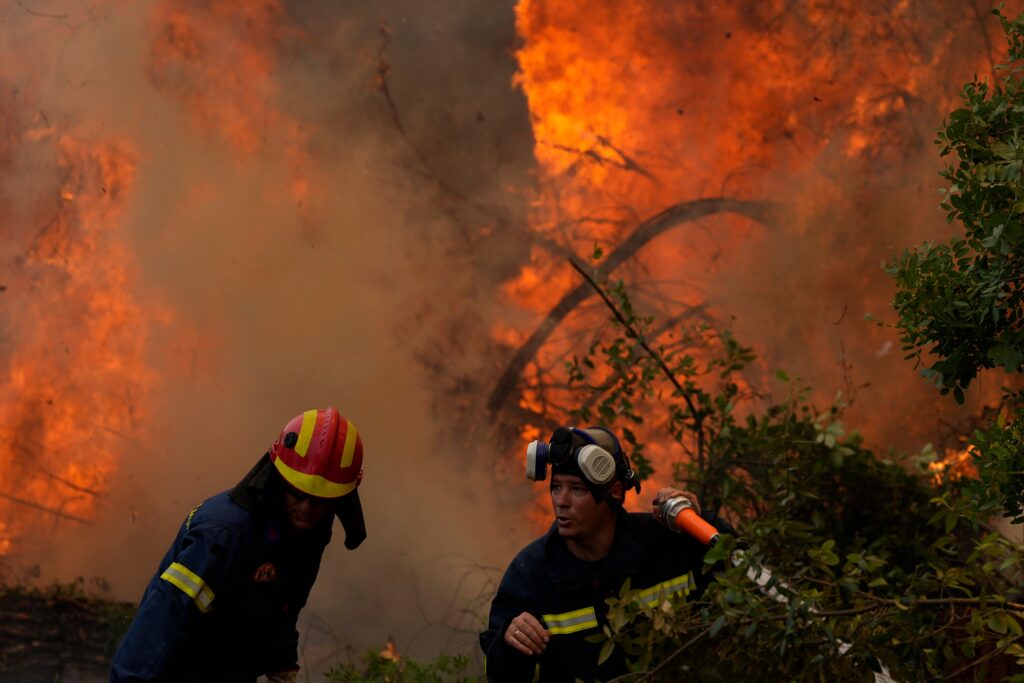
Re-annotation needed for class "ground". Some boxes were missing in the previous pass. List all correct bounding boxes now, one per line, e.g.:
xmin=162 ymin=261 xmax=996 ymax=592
xmin=0 ymin=581 xmax=132 ymax=682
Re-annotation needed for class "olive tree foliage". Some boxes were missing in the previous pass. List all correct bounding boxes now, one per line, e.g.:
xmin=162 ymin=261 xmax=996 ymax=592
xmin=562 ymin=264 xmax=1024 ymax=681
xmin=888 ymin=9 xmax=1024 ymax=523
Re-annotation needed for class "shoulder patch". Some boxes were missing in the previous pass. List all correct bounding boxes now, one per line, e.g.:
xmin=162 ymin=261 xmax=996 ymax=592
xmin=253 ymin=562 xmax=278 ymax=583
xmin=185 ymin=503 xmax=203 ymax=530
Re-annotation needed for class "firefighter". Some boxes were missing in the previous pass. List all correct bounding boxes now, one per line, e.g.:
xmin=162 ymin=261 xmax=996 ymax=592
xmin=479 ymin=426 xmax=733 ymax=682
xmin=110 ymin=407 xmax=366 ymax=683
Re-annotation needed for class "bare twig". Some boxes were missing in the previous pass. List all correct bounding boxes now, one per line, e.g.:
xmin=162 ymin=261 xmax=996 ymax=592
xmin=487 ymin=197 xmax=777 ymax=414
xmin=374 ymin=25 xmax=573 ymax=260
xmin=968 ymin=0 xmax=997 ymax=76
xmin=12 ymin=443 xmax=101 ymax=498
xmin=16 ymin=0 xmax=68 ymax=19
xmin=546 ymin=135 xmax=660 ymax=185
xmin=0 ymin=491 xmax=91 ymax=524
xmin=568 ymin=257 xmax=705 ymax=443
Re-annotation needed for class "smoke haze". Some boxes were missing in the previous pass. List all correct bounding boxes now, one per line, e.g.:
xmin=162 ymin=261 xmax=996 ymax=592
xmin=1 ymin=0 xmax=1021 ymax=675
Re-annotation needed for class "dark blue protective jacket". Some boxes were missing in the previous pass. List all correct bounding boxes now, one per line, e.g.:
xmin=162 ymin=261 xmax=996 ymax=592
xmin=110 ymin=457 xmax=332 ymax=683
xmin=480 ymin=509 xmax=732 ymax=682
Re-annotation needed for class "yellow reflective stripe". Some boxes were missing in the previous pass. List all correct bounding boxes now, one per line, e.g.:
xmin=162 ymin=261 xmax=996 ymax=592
xmin=637 ymin=572 xmax=693 ymax=607
xmin=160 ymin=562 xmax=215 ymax=613
xmin=275 ymin=458 xmax=356 ymax=498
xmin=339 ymin=419 xmax=358 ymax=468
xmin=542 ymin=606 xmax=598 ymax=635
xmin=294 ymin=410 xmax=318 ymax=457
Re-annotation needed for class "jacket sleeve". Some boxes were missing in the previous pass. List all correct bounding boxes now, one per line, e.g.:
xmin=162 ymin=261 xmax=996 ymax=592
xmin=479 ymin=556 xmax=543 ymax=683
xmin=109 ymin=521 xmax=241 ymax=682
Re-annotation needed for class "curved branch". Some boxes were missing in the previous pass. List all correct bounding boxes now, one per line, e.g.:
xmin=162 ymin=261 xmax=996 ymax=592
xmin=487 ymin=197 xmax=778 ymax=413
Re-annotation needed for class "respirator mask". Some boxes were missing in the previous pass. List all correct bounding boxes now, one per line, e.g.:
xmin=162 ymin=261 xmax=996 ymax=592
xmin=525 ymin=426 xmax=640 ymax=495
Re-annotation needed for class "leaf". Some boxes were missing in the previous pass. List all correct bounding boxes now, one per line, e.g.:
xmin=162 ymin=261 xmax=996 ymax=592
xmin=988 ymin=613 xmax=1009 ymax=634
xmin=597 ymin=638 xmax=615 ymax=665
xmin=988 ymin=342 xmax=1024 ymax=372
xmin=710 ymin=614 xmax=727 ymax=638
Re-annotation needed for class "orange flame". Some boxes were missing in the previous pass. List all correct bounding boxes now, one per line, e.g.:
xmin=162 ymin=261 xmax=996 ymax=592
xmin=928 ymin=448 xmax=979 ymax=485
xmin=503 ymin=0 xmax=1011 ymax=521
xmin=149 ymin=0 xmax=319 ymax=209
xmin=0 ymin=133 xmax=162 ymax=555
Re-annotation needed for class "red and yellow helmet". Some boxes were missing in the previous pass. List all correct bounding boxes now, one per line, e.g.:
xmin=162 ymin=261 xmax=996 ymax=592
xmin=269 ymin=407 xmax=363 ymax=499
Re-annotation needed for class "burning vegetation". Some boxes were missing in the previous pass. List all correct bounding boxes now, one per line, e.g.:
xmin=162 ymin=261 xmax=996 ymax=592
xmin=0 ymin=0 xmax=1022 ymax=679
xmin=493 ymin=0 xmax=1012 ymax=468
xmin=0 ymin=128 xmax=158 ymax=557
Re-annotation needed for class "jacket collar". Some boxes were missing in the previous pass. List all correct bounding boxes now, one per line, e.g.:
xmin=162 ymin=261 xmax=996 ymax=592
xmin=544 ymin=508 xmax=642 ymax=587
xmin=230 ymin=453 xmax=363 ymax=548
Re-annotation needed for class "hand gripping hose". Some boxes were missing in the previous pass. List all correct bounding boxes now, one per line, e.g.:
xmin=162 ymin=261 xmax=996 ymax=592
xmin=658 ymin=496 xmax=720 ymax=546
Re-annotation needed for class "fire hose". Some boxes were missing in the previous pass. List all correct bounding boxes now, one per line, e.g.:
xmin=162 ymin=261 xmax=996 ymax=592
xmin=658 ymin=496 xmax=899 ymax=683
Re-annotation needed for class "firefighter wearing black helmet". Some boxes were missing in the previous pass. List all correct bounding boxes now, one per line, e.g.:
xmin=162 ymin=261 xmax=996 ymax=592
xmin=110 ymin=408 xmax=366 ymax=683
xmin=479 ymin=426 xmax=734 ymax=682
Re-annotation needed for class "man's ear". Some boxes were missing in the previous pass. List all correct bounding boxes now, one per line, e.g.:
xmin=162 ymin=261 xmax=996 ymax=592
xmin=608 ymin=480 xmax=625 ymax=503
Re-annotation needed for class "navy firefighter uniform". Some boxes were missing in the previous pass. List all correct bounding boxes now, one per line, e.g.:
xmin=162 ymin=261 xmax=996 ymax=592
xmin=111 ymin=407 xmax=367 ymax=683
xmin=480 ymin=508 xmax=732 ymax=683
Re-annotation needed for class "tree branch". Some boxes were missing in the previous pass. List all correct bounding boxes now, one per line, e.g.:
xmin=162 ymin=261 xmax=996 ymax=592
xmin=568 ymin=257 xmax=704 ymax=434
xmin=487 ymin=197 xmax=777 ymax=414
xmin=0 ymin=491 xmax=91 ymax=524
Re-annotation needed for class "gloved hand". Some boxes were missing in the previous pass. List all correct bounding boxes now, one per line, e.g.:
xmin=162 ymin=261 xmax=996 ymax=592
xmin=265 ymin=670 xmax=298 ymax=683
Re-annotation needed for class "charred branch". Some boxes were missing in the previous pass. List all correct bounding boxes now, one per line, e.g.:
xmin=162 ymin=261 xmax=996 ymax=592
xmin=547 ymin=135 xmax=660 ymax=185
xmin=15 ymin=0 xmax=68 ymax=20
xmin=375 ymin=25 xmax=573 ymax=261
xmin=12 ymin=443 xmax=101 ymax=498
xmin=487 ymin=197 xmax=777 ymax=414
xmin=0 ymin=492 xmax=91 ymax=525
xmin=569 ymin=257 xmax=708 ymax=469
xmin=969 ymin=0 xmax=996 ymax=75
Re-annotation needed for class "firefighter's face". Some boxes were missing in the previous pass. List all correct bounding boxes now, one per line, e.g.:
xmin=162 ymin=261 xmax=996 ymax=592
xmin=550 ymin=474 xmax=616 ymax=540
xmin=283 ymin=486 xmax=334 ymax=530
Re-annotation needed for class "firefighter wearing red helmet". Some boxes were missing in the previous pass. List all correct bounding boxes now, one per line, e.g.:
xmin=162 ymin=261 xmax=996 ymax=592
xmin=111 ymin=408 xmax=366 ymax=683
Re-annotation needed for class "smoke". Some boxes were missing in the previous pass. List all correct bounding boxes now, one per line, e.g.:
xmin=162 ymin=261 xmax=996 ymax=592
xmin=0 ymin=0 xmax=537 ymax=669
xmin=4 ymin=0 xmax=1024 ymax=673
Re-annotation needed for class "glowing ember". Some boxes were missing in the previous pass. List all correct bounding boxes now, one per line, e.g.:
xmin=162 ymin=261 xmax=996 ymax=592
xmin=928 ymin=448 xmax=978 ymax=485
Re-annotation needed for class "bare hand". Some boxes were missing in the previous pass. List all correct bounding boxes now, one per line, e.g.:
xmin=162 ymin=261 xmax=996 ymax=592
xmin=504 ymin=612 xmax=549 ymax=655
xmin=652 ymin=487 xmax=700 ymax=523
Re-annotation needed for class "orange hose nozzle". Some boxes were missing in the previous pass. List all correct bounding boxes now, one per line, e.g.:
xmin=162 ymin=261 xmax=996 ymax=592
xmin=660 ymin=497 xmax=720 ymax=546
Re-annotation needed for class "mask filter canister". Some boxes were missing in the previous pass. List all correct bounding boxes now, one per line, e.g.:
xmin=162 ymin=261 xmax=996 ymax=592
xmin=526 ymin=440 xmax=549 ymax=481
xmin=576 ymin=445 xmax=617 ymax=485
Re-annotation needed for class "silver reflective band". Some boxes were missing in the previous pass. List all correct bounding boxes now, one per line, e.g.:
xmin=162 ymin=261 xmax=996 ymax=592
xmin=542 ymin=606 xmax=598 ymax=635
xmin=636 ymin=572 xmax=693 ymax=606
xmin=160 ymin=561 xmax=215 ymax=613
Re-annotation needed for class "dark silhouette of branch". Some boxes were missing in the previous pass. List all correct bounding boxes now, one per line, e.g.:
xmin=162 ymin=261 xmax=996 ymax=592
xmin=969 ymin=0 xmax=996 ymax=75
xmin=568 ymin=257 xmax=704 ymax=430
xmin=0 ymin=491 xmax=91 ymax=524
xmin=547 ymin=135 xmax=660 ymax=185
xmin=12 ymin=443 xmax=101 ymax=498
xmin=374 ymin=25 xmax=574 ymax=260
xmin=487 ymin=197 xmax=777 ymax=414
xmin=16 ymin=0 xmax=67 ymax=19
